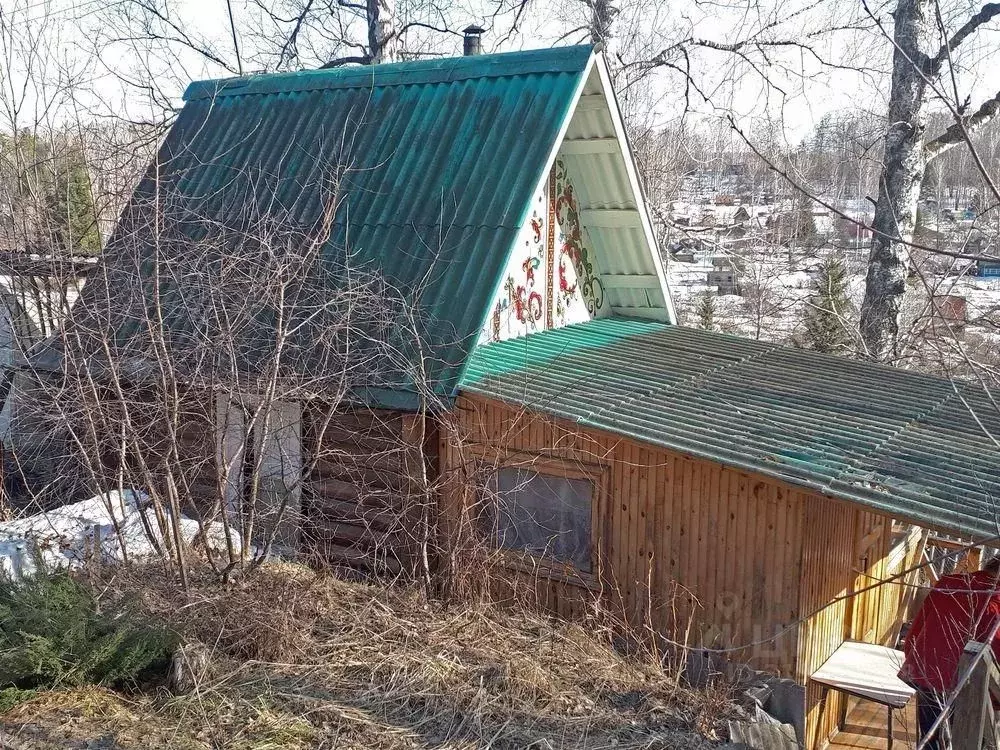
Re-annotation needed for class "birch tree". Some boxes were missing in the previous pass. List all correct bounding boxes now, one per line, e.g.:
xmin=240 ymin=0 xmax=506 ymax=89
xmin=860 ymin=0 xmax=1000 ymax=360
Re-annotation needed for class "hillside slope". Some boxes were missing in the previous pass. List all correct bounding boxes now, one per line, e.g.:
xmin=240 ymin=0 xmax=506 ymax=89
xmin=0 ymin=563 xmax=739 ymax=749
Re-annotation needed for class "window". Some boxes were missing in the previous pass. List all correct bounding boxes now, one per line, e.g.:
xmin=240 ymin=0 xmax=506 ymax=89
xmin=482 ymin=465 xmax=593 ymax=572
xmin=216 ymin=395 xmax=302 ymax=548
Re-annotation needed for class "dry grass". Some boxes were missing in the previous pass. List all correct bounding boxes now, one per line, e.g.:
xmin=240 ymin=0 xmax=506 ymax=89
xmin=1 ymin=562 xmax=739 ymax=749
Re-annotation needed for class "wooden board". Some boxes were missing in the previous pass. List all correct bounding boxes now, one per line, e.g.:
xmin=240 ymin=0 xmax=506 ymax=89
xmin=811 ymin=641 xmax=914 ymax=709
xmin=444 ymin=393 xmax=907 ymax=750
xmin=445 ymin=393 xmax=810 ymax=675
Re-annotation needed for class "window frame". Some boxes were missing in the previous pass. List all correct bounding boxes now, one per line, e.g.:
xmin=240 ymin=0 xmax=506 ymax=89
xmin=470 ymin=448 xmax=608 ymax=587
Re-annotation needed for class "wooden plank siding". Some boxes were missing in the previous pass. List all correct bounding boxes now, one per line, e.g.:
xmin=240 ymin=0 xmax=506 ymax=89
xmin=795 ymin=503 xmax=903 ymax=749
xmin=109 ymin=388 xmax=219 ymax=519
xmin=172 ymin=393 xmax=219 ymax=515
xmin=445 ymin=394 xmax=808 ymax=675
xmin=127 ymin=387 xmax=913 ymax=750
xmin=445 ymin=394 xmax=908 ymax=749
xmin=796 ymin=497 xmax=857 ymax=748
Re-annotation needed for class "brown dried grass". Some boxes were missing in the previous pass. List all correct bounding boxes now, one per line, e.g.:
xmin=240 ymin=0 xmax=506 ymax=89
xmin=2 ymin=562 xmax=738 ymax=749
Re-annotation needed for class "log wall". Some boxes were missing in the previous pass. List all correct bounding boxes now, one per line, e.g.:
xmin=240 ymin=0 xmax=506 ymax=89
xmin=301 ymin=405 xmax=432 ymax=576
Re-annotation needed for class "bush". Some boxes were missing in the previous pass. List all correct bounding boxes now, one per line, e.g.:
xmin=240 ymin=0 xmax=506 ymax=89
xmin=0 ymin=570 xmax=176 ymax=691
xmin=0 ymin=687 xmax=36 ymax=712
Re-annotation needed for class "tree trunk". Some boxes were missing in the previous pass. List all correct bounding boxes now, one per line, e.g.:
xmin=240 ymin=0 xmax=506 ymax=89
xmin=367 ymin=0 xmax=400 ymax=64
xmin=589 ymin=0 xmax=617 ymax=48
xmin=859 ymin=0 xmax=934 ymax=360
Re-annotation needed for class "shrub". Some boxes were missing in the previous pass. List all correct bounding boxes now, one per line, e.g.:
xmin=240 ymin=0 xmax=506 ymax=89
xmin=0 ymin=570 xmax=176 ymax=691
xmin=0 ymin=687 xmax=36 ymax=712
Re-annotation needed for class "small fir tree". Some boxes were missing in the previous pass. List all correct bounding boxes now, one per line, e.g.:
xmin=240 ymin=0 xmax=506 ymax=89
xmin=802 ymin=255 xmax=854 ymax=354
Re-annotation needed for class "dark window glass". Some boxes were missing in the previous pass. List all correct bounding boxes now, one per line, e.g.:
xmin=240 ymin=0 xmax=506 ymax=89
xmin=482 ymin=466 xmax=593 ymax=571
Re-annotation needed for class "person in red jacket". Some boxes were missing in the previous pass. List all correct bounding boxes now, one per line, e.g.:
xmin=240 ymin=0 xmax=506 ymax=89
xmin=899 ymin=556 xmax=1000 ymax=750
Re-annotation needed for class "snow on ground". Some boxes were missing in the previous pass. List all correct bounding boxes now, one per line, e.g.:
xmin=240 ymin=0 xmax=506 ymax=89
xmin=0 ymin=490 xmax=241 ymax=579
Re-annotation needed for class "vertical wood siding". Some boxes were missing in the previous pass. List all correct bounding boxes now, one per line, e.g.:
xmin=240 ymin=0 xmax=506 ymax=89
xmin=445 ymin=394 xmax=809 ymax=676
xmin=445 ymin=394 xmax=906 ymax=749
xmin=795 ymin=502 xmax=896 ymax=748
xmin=796 ymin=496 xmax=856 ymax=747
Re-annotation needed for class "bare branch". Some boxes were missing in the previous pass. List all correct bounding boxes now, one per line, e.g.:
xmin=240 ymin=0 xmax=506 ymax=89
xmin=928 ymin=2 xmax=1000 ymax=74
xmin=925 ymin=88 xmax=1000 ymax=159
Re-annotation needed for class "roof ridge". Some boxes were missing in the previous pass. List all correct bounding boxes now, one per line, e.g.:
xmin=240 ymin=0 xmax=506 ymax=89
xmin=184 ymin=45 xmax=594 ymax=102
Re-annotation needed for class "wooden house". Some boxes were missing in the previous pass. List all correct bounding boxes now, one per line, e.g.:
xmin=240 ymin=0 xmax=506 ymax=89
xmin=21 ymin=44 xmax=1000 ymax=748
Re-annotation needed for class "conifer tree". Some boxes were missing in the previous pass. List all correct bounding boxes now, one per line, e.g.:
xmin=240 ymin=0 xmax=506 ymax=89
xmin=46 ymin=153 xmax=102 ymax=255
xmin=803 ymin=255 xmax=854 ymax=354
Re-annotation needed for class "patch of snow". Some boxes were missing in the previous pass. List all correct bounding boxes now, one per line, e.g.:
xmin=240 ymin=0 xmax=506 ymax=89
xmin=0 ymin=490 xmax=242 ymax=579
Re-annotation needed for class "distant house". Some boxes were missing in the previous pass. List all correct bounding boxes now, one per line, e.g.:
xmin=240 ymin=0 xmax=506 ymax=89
xmin=722 ymin=163 xmax=748 ymax=181
xmin=708 ymin=255 xmax=743 ymax=294
xmin=932 ymin=294 xmax=967 ymax=332
xmin=21 ymin=44 xmax=1000 ymax=750
xmin=978 ymin=259 xmax=1000 ymax=277
xmin=912 ymin=294 xmax=968 ymax=342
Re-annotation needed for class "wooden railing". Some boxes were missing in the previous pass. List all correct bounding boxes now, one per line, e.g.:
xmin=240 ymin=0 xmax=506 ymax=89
xmin=953 ymin=640 xmax=1000 ymax=749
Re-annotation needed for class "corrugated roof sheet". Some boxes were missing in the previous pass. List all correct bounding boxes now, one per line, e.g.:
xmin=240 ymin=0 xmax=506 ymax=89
xmin=461 ymin=318 xmax=1000 ymax=539
xmin=65 ymin=46 xmax=594 ymax=405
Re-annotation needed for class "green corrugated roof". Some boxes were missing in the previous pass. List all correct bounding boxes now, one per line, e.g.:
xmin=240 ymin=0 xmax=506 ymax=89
xmin=64 ymin=46 xmax=594 ymax=406
xmin=461 ymin=318 xmax=1000 ymax=540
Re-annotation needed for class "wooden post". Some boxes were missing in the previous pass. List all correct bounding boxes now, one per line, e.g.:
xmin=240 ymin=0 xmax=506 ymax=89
xmin=953 ymin=641 xmax=990 ymax=750
xmin=968 ymin=546 xmax=984 ymax=572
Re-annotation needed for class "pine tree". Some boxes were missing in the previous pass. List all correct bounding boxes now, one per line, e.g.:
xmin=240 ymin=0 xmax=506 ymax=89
xmin=2 ymin=134 xmax=102 ymax=256
xmin=46 ymin=153 xmax=102 ymax=255
xmin=696 ymin=290 xmax=716 ymax=331
xmin=802 ymin=255 xmax=855 ymax=354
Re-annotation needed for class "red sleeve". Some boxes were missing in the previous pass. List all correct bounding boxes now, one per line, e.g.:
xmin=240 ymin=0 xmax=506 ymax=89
xmin=988 ymin=594 xmax=1000 ymax=658
xmin=906 ymin=588 xmax=930 ymax=652
xmin=906 ymin=580 xmax=941 ymax=642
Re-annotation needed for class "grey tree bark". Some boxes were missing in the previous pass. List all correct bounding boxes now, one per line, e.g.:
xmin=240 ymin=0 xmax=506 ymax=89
xmin=367 ymin=0 xmax=400 ymax=64
xmin=859 ymin=0 xmax=934 ymax=360
xmin=860 ymin=0 xmax=1000 ymax=359
xmin=588 ymin=0 xmax=618 ymax=48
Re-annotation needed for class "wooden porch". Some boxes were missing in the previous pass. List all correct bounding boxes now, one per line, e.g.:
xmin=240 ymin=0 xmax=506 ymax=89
xmin=827 ymin=699 xmax=918 ymax=749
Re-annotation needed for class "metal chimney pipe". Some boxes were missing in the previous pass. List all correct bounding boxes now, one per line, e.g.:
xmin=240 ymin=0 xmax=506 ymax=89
xmin=463 ymin=25 xmax=485 ymax=56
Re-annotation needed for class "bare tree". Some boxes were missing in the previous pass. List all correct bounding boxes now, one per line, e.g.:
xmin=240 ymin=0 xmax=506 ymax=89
xmin=860 ymin=0 xmax=1000 ymax=359
xmin=10 ymin=147 xmax=452 ymax=588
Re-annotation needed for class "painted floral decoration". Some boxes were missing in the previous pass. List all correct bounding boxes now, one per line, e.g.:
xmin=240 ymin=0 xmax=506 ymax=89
xmin=553 ymin=160 xmax=604 ymax=314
